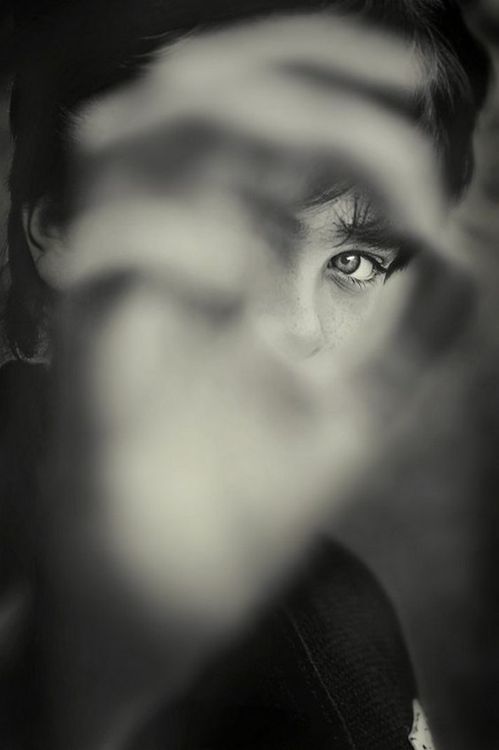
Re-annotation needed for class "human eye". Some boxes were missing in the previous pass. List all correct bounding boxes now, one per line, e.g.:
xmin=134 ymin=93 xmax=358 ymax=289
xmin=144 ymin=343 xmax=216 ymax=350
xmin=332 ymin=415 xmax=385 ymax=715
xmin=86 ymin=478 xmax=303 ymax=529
xmin=325 ymin=250 xmax=389 ymax=290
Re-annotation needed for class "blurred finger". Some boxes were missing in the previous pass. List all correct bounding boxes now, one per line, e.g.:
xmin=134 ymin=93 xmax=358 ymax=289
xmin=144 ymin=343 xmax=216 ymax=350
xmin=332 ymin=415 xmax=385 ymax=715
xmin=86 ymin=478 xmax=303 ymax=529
xmin=80 ymin=13 xmax=423 ymax=153
xmin=70 ymin=90 xmax=446 ymax=298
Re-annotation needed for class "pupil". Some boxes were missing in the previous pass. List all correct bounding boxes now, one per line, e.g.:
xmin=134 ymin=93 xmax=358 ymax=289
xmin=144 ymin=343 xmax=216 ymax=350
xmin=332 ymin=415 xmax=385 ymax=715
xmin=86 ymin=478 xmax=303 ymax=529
xmin=336 ymin=253 xmax=360 ymax=274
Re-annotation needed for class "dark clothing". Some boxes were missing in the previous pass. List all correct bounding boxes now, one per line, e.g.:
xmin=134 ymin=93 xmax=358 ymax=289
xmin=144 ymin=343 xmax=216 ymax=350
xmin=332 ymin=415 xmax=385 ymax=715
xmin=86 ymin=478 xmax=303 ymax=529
xmin=0 ymin=362 xmax=420 ymax=749
xmin=133 ymin=541 xmax=418 ymax=750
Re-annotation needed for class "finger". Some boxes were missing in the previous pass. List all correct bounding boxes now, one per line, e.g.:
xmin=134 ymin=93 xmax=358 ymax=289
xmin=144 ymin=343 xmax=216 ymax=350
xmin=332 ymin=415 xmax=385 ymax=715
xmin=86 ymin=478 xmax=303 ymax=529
xmin=154 ymin=14 xmax=422 ymax=99
xmin=51 ymin=276 xmax=353 ymax=633
xmin=196 ymin=82 xmax=445 ymax=244
xmin=76 ymin=78 xmax=445 ymax=260
xmin=79 ymin=13 xmax=423 ymax=153
xmin=74 ymin=11 xmax=437 ymax=248
xmin=52 ymin=190 xmax=261 ymax=301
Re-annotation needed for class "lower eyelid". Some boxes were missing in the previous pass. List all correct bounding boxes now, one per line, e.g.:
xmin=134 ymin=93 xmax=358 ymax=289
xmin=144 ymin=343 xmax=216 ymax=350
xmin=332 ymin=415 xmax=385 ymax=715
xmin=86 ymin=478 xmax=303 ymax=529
xmin=327 ymin=273 xmax=378 ymax=292
xmin=325 ymin=264 xmax=386 ymax=292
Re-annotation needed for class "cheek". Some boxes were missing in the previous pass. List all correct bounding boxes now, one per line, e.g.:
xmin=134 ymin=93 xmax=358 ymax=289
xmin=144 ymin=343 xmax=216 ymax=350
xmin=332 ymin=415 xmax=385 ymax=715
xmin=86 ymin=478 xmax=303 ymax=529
xmin=317 ymin=281 xmax=382 ymax=350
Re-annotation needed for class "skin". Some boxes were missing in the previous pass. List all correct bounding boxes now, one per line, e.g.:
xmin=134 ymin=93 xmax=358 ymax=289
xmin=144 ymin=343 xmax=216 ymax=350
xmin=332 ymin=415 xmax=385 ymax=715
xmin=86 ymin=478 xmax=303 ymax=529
xmin=250 ymin=194 xmax=402 ymax=362
xmin=21 ymin=13 xmax=452 ymax=750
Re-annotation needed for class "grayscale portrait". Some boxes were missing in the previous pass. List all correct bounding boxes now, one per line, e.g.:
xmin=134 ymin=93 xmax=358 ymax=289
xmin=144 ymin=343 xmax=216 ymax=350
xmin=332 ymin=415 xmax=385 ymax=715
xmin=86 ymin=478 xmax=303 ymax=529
xmin=0 ymin=2 xmax=497 ymax=749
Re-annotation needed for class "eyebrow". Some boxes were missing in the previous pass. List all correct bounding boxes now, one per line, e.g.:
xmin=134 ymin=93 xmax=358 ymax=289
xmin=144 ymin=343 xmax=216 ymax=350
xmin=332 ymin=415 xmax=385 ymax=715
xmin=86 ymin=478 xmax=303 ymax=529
xmin=302 ymin=188 xmax=417 ymax=273
xmin=240 ymin=181 xmax=417 ymax=273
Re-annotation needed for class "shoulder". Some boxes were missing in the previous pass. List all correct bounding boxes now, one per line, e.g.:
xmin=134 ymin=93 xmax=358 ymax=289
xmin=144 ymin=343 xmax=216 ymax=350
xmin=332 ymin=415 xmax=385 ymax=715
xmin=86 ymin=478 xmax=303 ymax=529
xmin=289 ymin=537 xmax=411 ymax=654
xmin=279 ymin=538 xmax=419 ymax=746
xmin=178 ymin=538 xmax=427 ymax=749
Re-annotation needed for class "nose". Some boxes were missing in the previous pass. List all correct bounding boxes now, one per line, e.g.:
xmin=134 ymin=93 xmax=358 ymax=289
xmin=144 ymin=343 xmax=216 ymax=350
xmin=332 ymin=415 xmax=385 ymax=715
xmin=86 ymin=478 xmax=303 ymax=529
xmin=255 ymin=287 xmax=326 ymax=362
xmin=280 ymin=307 xmax=325 ymax=360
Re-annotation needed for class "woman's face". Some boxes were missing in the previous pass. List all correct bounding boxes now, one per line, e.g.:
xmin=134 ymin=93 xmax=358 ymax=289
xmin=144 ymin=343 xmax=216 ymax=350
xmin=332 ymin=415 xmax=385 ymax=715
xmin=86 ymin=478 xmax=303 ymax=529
xmin=30 ymin=15 xmax=421 ymax=377
xmin=39 ymin=147 xmax=408 ymax=376
xmin=248 ymin=192 xmax=404 ymax=364
xmin=40 ymin=170 xmax=407 ymax=376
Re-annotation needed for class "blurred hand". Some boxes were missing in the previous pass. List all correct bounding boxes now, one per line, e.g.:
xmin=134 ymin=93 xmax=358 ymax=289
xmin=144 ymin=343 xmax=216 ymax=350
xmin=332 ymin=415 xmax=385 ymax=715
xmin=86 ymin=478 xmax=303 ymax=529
xmin=45 ymin=13 xmax=468 ymax=680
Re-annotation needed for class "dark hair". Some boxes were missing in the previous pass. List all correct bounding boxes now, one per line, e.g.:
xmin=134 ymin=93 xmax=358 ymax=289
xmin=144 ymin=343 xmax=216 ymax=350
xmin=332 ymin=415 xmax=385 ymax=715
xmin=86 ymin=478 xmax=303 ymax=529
xmin=3 ymin=0 xmax=491 ymax=358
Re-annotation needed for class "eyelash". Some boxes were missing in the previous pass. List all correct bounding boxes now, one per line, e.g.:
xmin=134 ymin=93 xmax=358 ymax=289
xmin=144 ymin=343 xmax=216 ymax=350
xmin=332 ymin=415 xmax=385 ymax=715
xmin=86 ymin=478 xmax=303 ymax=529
xmin=325 ymin=251 xmax=389 ymax=291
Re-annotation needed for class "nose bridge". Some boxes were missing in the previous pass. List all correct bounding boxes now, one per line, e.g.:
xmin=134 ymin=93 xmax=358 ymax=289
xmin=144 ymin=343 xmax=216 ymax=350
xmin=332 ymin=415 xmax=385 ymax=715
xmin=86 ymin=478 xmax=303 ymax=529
xmin=258 ymin=266 xmax=326 ymax=360
xmin=285 ymin=286 xmax=325 ymax=358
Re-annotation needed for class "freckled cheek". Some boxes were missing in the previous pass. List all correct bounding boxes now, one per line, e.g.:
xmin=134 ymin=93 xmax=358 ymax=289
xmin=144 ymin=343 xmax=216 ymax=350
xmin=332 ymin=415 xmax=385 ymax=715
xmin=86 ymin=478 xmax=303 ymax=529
xmin=317 ymin=281 xmax=379 ymax=350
